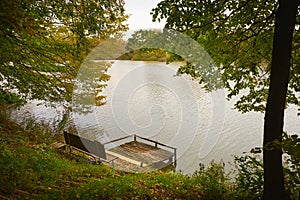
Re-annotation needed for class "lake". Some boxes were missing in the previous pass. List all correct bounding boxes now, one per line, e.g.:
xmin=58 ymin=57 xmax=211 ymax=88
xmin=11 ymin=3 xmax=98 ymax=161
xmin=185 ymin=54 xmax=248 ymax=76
xmin=11 ymin=61 xmax=300 ymax=174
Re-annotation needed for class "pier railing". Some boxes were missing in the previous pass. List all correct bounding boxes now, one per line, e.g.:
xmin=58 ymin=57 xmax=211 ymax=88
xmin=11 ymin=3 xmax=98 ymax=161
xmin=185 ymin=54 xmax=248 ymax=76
xmin=103 ymin=134 xmax=177 ymax=166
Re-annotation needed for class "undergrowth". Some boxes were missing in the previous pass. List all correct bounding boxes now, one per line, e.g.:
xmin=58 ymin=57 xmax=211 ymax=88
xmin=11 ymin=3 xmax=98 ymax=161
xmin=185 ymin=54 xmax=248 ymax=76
xmin=0 ymin=111 xmax=299 ymax=199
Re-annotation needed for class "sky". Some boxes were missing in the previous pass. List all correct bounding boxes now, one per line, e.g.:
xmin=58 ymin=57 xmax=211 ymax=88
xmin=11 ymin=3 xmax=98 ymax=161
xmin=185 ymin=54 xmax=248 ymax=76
xmin=124 ymin=0 xmax=166 ymax=30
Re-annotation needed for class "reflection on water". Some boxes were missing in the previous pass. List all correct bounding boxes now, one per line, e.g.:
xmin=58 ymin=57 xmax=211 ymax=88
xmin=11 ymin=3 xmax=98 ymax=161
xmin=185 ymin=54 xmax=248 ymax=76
xmin=10 ymin=61 xmax=300 ymax=174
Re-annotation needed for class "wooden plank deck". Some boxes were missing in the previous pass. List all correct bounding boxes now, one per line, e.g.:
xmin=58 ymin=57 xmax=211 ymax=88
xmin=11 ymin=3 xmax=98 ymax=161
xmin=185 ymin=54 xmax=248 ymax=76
xmin=105 ymin=141 xmax=174 ymax=172
xmin=61 ymin=132 xmax=176 ymax=173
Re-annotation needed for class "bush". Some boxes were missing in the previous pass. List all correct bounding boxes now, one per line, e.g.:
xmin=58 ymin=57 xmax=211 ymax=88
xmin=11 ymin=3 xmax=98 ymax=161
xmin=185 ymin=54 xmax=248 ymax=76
xmin=233 ymin=133 xmax=300 ymax=200
xmin=192 ymin=162 xmax=229 ymax=199
xmin=0 ymin=89 xmax=21 ymax=105
xmin=282 ymin=133 xmax=300 ymax=199
xmin=234 ymin=154 xmax=264 ymax=199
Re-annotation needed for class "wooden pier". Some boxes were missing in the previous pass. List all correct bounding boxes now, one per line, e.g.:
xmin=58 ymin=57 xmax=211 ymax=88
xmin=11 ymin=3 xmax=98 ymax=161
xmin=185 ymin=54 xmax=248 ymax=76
xmin=103 ymin=135 xmax=177 ymax=173
xmin=63 ymin=131 xmax=177 ymax=173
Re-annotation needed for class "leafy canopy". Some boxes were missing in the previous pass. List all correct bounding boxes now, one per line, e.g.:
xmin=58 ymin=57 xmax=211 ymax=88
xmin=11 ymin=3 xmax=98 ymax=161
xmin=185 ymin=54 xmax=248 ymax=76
xmin=152 ymin=0 xmax=300 ymax=113
xmin=0 ymin=0 xmax=128 ymax=105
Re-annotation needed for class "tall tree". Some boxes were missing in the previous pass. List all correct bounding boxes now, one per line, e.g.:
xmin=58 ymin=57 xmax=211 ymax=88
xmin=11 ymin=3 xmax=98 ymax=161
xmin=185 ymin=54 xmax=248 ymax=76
xmin=0 ymin=0 xmax=128 ymax=106
xmin=263 ymin=1 xmax=299 ymax=199
xmin=152 ymin=0 xmax=299 ymax=199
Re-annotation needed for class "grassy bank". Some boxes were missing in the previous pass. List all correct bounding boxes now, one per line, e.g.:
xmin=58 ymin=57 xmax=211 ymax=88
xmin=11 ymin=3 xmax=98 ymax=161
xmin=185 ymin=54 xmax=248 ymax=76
xmin=117 ymin=48 xmax=183 ymax=62
xmin=0 ymin=112 xmax=298 ymax=199
xmin=0 ymin=115 xmax=241 ymax=199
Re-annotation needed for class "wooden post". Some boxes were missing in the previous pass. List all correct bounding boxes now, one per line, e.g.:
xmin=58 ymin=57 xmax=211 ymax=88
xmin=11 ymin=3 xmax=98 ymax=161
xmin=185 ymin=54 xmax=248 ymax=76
xmin=174 ymin=148 xmax=177 ymax=167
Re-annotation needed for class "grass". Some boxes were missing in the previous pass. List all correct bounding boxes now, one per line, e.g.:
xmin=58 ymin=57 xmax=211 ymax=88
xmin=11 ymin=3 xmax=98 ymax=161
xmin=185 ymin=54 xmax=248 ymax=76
xmin=0 ymin=113 xmax=120 ymax=199
xmin=1 ymin=110 xmax=298 ymax=199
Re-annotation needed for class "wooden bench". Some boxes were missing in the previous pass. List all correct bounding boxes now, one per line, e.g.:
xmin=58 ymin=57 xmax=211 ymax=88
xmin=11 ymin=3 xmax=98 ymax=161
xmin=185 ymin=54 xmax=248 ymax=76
xmin=63 ymin=131 xmax=118 ymax=164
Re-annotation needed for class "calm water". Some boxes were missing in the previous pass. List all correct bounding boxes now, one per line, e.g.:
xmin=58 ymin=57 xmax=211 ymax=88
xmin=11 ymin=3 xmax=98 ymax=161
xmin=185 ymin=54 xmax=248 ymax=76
xmin=11 ymin=61 xmax=300 ymax=174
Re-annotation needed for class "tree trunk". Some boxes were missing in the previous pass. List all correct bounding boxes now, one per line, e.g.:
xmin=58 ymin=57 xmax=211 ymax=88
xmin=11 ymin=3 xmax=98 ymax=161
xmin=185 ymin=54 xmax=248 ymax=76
xmin=263 ymin=0 xmax=299 ymax=199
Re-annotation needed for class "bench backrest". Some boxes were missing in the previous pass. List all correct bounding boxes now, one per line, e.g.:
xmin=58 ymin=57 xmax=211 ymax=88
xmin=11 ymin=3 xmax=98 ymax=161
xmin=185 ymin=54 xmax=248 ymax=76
xmin=64 ymin=131 xmax=106 ymax=159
